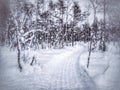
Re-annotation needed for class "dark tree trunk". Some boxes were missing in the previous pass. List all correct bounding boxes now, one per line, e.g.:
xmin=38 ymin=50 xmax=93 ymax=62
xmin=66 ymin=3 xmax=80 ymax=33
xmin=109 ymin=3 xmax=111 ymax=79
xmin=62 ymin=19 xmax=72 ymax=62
xmin=87 ymin=37 xmax=92 ymax=68
xmin=17 ymin=37 xmax=22 ymax=72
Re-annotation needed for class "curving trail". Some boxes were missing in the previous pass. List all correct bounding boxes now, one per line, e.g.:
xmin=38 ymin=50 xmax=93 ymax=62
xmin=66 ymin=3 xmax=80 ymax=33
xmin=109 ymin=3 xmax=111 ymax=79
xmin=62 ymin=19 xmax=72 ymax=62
xmin=0 ymin=46 xmax=97 ymax=90
xmin=43 ymin=47 xmax=97 ymax=90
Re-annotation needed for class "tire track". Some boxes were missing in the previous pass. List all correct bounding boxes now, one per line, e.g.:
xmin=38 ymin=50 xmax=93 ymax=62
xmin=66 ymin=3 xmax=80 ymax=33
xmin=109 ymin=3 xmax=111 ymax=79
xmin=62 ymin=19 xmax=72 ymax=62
xmin=45 ymin=48 xmax=97 ymax=90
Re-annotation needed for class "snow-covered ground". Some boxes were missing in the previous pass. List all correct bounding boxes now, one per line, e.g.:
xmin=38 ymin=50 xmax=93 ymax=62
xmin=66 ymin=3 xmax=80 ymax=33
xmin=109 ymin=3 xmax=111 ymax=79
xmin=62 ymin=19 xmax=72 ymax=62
xmin=0 ymin=42 xmax=120 ymax=90
xmin=80 ymin=43 xmax=120 ymax=90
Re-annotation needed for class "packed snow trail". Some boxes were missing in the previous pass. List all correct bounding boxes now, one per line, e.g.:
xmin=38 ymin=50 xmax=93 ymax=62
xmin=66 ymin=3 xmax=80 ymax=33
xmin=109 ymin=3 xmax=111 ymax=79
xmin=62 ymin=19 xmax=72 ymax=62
xmin=0 ymin=46 xmax=97 ymax=90
xmin=44 ymin=46 xmax=97 ymax=90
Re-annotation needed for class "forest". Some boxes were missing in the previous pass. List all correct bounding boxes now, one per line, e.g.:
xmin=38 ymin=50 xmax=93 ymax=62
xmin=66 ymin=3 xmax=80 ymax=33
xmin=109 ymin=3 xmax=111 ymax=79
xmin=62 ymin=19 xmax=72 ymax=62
xmin=0 ymin=0 xmax=120 ymax=90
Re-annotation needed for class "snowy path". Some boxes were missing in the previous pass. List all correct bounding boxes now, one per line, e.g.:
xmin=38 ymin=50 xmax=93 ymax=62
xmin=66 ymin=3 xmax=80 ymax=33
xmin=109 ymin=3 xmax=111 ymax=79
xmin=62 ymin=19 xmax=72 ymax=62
xmin=44 ymin=47 xmax=96 ymax=90
xmin=0 ymin=46 xmax=97 ymax=90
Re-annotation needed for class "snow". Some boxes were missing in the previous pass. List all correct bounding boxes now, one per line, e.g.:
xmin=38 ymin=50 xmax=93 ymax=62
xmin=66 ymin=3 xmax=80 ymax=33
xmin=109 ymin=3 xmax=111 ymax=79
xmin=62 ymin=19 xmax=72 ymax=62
xmin=0 ymin=42 xmax=120 ymax=90
xmin=94 ymin=43 xmax=120 ymax=90
xmin=80 ymin=42 xmax=120 ymax=90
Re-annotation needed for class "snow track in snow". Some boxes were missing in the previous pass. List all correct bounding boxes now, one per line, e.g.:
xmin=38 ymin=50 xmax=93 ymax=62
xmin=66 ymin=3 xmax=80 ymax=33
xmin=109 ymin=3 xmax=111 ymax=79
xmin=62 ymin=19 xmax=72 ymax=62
xmin=0 ymin=46 xmax=97 ymax=90
xmin=42 ymin=47 xmax=97 ymax=90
